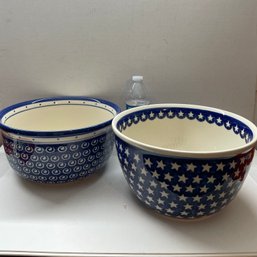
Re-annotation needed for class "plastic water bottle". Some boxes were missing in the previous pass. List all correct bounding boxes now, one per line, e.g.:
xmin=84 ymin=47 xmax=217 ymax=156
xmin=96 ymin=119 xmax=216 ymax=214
xmin=125 ymin=75 xmax=150 ymax=109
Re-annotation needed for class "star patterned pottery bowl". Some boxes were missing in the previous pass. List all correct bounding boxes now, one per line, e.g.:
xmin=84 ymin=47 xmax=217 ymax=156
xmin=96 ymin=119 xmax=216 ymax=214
xmin=112 ymin=104 xmax=257 ymax=220
xmin=0 ymin=96 xmax=120 ymax=183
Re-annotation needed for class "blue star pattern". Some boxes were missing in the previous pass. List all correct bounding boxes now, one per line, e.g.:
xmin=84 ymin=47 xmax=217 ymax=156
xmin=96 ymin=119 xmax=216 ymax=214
xmin=3 ymin=132 xmax=114 ymax=183
xmin=116 ymin=137 xmax=254 ymax=219
xmin=114 ymin=107 xmax=255 ymax=219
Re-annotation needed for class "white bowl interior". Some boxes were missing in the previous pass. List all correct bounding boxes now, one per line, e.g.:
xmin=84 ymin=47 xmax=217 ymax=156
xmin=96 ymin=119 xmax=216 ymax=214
xmin=122 ymin=116 xmax=247 ymax=152
xmin=2 ymin=100 xmax=116 ymax=132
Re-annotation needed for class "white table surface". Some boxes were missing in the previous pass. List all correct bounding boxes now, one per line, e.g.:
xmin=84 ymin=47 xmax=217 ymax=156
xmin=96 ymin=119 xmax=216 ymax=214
xmin=0 ymin=146 xmax=257 ymax=257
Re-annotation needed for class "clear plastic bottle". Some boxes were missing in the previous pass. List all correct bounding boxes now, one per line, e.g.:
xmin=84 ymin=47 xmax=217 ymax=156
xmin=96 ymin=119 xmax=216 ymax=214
xmin=125 ymin=75 xmax=150 ymax=109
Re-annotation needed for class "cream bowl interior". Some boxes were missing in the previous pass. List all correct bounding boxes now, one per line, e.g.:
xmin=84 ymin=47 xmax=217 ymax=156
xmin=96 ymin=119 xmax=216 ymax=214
xmin=2 ymin=99 xmax=116 ymax=132
xmin=122 ymin=118 xmax=244 ymax=152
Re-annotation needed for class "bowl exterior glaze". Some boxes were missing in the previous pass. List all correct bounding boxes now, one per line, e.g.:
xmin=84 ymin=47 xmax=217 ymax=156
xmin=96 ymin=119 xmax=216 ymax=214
xmin=0 ymin=97 xmax=120 ymax=183
xmin=3 ymin=132 xmax=114 ymax=183
xmin=116 ymin=136 xmax=254 ymax=219
xmin=113 ymin=105 xmax=257 ymax=219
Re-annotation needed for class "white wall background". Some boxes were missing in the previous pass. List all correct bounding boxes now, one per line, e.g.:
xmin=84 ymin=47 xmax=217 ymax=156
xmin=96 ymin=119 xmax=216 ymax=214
xmin=0 ymin=0 xmax=256 ymax=119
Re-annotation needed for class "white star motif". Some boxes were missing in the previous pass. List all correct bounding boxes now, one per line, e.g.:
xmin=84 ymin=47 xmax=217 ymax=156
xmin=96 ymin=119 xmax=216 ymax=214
xmin=150 ymin=180 xmax=157 ymax=188
xmin=130 ymin=172 xmax=135 ymax=178
xmin=144 ymin=158 xmax=152 ymax=167
xmin=211 ymin=202 xmax=217 ymax=208
xmin=208 ymin=176 xmax=216 ymax=183
xmin=156 ymin=205 xmax=162 ymax=211
xmin=150 ymin=112 xmax=155 ymax=118
xmin=200 ymin=185 xmax=208 ymax=193
xmin=157 ymin=160 xmax=166 ymax=170
xmin=199 ymin=204 xmax=206 ymax=210
xmin=193 ymin=195 xmax=201 ymax=202
xmin=197 ymin=211 xmax=204 ymax=216
xmin=159 ymin=111 xmax=164 ymax=117
xmin=240 ymin=157 xmax=246 ymax=164
xmin=125 ymin=148 xmax=130 ymax=157
xmin=119 ymin=144 xmax=123 ymax=151
xmin=129 ymin=178 xmax=134 ymax=184
xmin=208 ymin=115 xmax=213 ymax=121
xmin=158 ymin=198 xmax=164 ymax=205
xmin=226 ymin=121 xmax=231 ymax=128
xmin=168 ymin=111 xmax=174 ymax=117
xmin=141 ymin=167 xmax=147 ymax=176
xmin=147 ymin=196 xmax=154 ymax=202
xmin=234 ymin=125 xmax=239 ymax=132
xmin=222 ymin=173 xmax=229 ymax=181
xmin=173 ymin=184 xmax=181 ymax=192
xmin=152 ymin=170 xmax=160 ymax=178
xmin=164 ymin=173 xmax=173 ymax=181
xmin=207 ymin=194 xmax=214 ymax=201
xmin=228 ymin=180 xmax=233 ymax=187
xmin=184 ymin=203 xmax=192 ymax=210
xmin=186 ymin=185 xmax=194 ymax=193
xmin=234 ymin=169 xmax=240 ymax=177
xmin=170 ymin=201 xmax=177 ymax=208
xmin=229 ymin=160 xmax=237 ymax=169
xmin=171 ymin=162 xmax=181 ymax=171
xmin=181 ymin=211 xmax=188 ymax=216
xmin=219 ymin=192 xmax=226 ymax=198
xmin=124 ymin=158 xmax=128 ymax=166
xmin=161 ymin=191 xmax=169 ymax=198
xmin=178 ymin=174 xmax=188 ymax=183
xmin=147 ymin=188 xmax=154 ymax=195
xmin=216 ymin=162 xmax=225 ymax=171
xmin=202 ymin=163 xmax=212 ymax=172
xmin=230 ymin=187 xmax=236 ymax=194
xmin=123 ymin=121 xmax=126 ymax=127
xmin=137 ymin=183 xmax=143 ymax=190
xmin=187 ymin=163 xmax=196 ymax=172
xmin=131 ymin=163 xmax=137 ymax=171
xmin=216 ymin=117 xmax=222 ymax=123
xmin=198 ymin=113 xmax=204 ymax=120
xmin=241 ymin=129 xmax=245 ymax=136
xmin=137 ymin=190 xmax=143 ymax=196
xmin=161 ymin=181 xmax=169 ymax=189
xmin=222 ymin=199 xmax=228 ymax=205
xmin=215 ymin=183 xmax=222 ymax=191
xmin=188 ymin=112 xmax=194 ymax=118
xmin=166 ymin=208 xmax=174 ymax=214
xmin=139 ymin=177 xmax=145 ymax=184
xmin=134 ymin=154 xmax=140 ymax=163
xmin=178 ymin=110 xmax=184 ymax=117
xmin=128 ymin=118 xmax=132 ymax=124
xmin=141 ymin=114 xmax=146 ymax=120
xmin=179 ymin=194 xmax=187 ymax=201
xmin=193 ymin=175 xmax=202 ymax=183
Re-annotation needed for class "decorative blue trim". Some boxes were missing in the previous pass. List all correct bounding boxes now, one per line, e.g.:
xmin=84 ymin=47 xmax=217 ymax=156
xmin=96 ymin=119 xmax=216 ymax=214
xmin=0 ymin=96 xmax=121 ymax=137
xmin=117 ymin=107 xmax=253 ymax=143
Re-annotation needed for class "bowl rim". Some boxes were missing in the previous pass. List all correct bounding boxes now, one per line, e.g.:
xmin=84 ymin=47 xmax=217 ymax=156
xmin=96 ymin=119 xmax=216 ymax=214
xmin=0 ymin=96 xmax=121 ymax=137
xmin=112 ymin=103 xmax=257 ymax=158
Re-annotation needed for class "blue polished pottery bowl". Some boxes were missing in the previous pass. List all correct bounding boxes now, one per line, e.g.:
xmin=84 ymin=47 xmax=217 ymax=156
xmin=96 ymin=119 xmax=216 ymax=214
xmin=0 ymin=96 xmax=120 ymax=183
xmin=112 ymin=104 xmax=257 ymax=219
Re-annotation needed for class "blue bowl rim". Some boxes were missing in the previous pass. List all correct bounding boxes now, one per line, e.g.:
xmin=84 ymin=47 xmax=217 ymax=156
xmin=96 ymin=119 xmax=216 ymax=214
xmin=0 ymin=96 xmax=121 ymax=137
xmin=112 ymin=103 xmax=257 ymax=158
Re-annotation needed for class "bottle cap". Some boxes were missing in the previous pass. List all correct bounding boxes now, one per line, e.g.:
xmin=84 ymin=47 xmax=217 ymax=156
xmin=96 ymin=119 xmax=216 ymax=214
xmin=132 ymin=75 xmax=143 ymax=82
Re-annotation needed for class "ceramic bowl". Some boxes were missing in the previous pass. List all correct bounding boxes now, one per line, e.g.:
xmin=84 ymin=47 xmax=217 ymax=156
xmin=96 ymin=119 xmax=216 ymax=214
xmin=112 ymin=104 xmax=257 ymax=219
xmin=0 ymin=96 xmax=120 ymax=183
